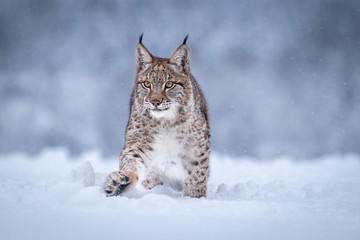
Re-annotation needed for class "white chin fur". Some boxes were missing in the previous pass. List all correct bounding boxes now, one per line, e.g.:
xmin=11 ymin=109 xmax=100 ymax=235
xmin=150 ymin=107 xmax=177 ymax=119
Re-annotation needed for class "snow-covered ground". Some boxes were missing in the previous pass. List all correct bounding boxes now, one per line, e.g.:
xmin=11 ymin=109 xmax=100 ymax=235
xmin=0 ymin=148 xmax=359 ymax=240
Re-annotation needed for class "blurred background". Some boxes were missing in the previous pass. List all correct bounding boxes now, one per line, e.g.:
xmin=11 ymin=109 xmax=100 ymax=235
xmin=0 ymin=0 xmax=359 ymax=158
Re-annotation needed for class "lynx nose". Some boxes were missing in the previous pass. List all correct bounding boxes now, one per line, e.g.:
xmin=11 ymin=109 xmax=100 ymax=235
xmin=151 ymin=99 xmax=162 ymax=107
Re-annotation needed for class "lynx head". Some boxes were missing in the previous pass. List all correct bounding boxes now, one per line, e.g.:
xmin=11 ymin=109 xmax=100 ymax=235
xmin=134 ymin=34 xmax=192 ymax=120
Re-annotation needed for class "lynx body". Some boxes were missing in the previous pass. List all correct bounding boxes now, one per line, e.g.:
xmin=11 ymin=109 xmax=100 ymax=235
xmin=104 ymin=35 xmax=210 ymax=198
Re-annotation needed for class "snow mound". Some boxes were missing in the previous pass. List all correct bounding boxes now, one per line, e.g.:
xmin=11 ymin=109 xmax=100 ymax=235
xmin=70 ymin=161 xmax=95 ymax=187
xmin=0 ymin=148 xmax=359 ymax=240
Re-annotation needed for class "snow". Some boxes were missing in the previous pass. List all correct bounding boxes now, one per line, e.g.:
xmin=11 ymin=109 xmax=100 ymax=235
xmin=0 ymin=148 xmax=359 ymax=240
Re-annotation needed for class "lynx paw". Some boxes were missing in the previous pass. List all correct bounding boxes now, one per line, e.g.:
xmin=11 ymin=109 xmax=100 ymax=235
xmin=104 ymin=172 xmax=131 ymax=197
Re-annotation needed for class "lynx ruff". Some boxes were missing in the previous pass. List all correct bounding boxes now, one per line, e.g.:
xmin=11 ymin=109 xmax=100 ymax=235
xmin=104 ymin=35 xmax=211 ymax=198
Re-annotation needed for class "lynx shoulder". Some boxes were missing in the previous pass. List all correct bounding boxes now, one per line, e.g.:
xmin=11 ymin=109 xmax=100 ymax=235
xmin=104 ymin=35 xmax=211 ymax=198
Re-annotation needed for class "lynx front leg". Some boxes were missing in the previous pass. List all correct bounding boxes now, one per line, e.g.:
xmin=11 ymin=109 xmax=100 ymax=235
xmin=104 ymin=171 xmax=137 ymax=197
xmin=142 ymin=170 xmax=162 ymax=190
xmin=183 ymin=160 xmax=209 ymax=198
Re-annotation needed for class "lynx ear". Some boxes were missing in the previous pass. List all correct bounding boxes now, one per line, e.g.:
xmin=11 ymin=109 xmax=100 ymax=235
xmin=136 ymin=34 xmax=152 ymax=72
xmin=170 ymin=36 xmax=190 ymax=75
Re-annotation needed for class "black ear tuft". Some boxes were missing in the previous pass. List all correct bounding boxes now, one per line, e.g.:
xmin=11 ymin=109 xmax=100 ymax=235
xmin=183 ymin=34 xmax=189 ymax=45
xmin=139 ymin=33 xmax=144 ymax=44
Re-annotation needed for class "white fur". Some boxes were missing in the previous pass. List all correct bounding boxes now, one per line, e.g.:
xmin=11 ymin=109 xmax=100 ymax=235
xmin=150 ymin=105 xmax=178 ymax=120
xmin=150 ymin=128 xmax=185 ymax=188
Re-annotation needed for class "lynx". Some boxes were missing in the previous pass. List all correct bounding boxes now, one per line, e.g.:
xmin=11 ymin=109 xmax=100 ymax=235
xmin=104 ymin=34 xmax=211 ymax=198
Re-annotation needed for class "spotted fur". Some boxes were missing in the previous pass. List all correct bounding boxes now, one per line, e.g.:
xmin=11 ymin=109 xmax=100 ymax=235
xmin=104 ymin=36 xmax=211 ymax=198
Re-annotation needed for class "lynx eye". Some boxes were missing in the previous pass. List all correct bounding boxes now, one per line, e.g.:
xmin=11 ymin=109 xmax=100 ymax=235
xmin=143 ymin=81 xmax=151 ymax=88
xmin=165 ymin=81 xmax=175 ymax=89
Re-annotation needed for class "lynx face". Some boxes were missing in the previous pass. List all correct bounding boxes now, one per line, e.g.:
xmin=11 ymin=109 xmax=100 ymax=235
xmin=136 ymin=65 xmax=187 ymax=119
xmin=135 ymin=42 xmax=191 ymax=119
